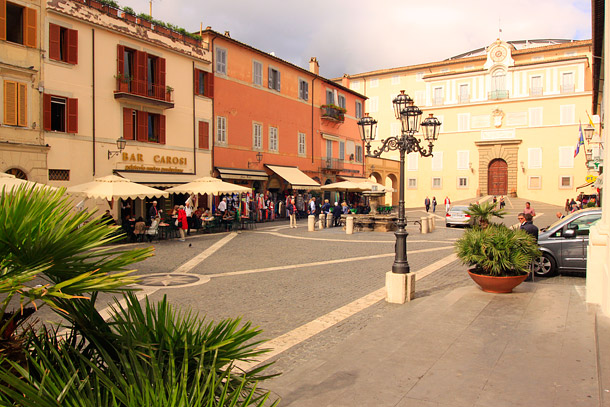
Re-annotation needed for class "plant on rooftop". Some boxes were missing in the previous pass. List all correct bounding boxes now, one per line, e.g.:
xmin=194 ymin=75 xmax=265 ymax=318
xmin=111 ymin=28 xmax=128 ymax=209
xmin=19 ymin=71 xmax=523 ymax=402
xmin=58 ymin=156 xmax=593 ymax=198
xmin=122 ymin=5 xmax=134 ymax=15
xmin=99 ymin=0 xmax=119 ymax=8
xmin=137 ymin=13 xmax=153 ymax=22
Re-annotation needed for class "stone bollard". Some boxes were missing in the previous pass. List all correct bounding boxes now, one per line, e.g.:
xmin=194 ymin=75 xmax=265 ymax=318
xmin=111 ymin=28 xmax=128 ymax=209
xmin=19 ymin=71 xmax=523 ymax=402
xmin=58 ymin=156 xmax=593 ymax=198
xmin=318 ymin=213 xmax=326 ymax=229
xmin=421 ymin=216 xmax=429 ymax=234
xmin=308 ymin=215 xmax=315 ymax=232
xmin=428 ymin=215 xmax=435 ymax=232
xmin=346 ymin=216 xmax=354 ymax=234
xmin=326 ymin=214 xmax=333 ymax=228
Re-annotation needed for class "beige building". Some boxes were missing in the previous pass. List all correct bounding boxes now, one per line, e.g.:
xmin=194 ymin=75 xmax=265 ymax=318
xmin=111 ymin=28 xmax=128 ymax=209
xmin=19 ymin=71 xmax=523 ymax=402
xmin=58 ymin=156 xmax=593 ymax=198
xmin=342 ymin=39 xmax=593 ymax=207
xmin=41 ymin=0 xmax=213 ymax=216
xmin=0 ymin=0 xmax=48 ymax=183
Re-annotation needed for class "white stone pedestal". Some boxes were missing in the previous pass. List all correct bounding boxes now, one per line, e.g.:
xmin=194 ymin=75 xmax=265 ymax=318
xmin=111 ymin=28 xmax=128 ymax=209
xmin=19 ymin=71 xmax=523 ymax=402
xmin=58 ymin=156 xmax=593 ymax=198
xmin=421 ymin=216 xmax=429 ymax=234
xmin=308 ymin=215 xmax=315 ymax=232
xmin=386 ymin=271 xmax=415 ymax=304
xmin=318 ymin=214 xmax=326 ymax=229
xmin=346 ymin=216 xmax=354 ymax=234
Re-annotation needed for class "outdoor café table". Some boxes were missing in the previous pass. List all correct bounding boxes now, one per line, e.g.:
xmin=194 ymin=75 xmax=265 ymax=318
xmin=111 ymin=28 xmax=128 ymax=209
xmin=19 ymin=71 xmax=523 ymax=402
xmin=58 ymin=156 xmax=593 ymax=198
xmin=157 ymin=223 xmax=172 ymax=240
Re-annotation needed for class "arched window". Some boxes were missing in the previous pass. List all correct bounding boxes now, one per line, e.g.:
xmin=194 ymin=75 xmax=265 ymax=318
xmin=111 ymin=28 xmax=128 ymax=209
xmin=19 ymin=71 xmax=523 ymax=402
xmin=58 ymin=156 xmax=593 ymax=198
xmin=5 ymin=168 xmax=27 ymax=180
xmin=492 ymin=69 xmax=506 ymax=92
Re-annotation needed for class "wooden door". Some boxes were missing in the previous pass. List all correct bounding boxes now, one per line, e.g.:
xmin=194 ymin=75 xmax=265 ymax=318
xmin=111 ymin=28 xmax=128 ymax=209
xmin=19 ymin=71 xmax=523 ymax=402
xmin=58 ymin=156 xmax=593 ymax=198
xmin=488 ymin=159 xmax=508 ymax=195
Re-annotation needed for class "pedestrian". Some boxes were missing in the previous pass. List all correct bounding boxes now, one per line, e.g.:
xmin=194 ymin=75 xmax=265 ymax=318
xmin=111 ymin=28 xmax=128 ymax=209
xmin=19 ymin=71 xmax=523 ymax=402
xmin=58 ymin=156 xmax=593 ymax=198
xmin=523 ymin=201 xmax=536 ymax=217
xmin=184 ymin=200 xmax=193 ymax=235
xmin=287 ymin=198 xmax=297 ymax=228
xmin=518 ymin=212 xmax=539 ymax=239
xmin=424 ymin=196 xmax=430 ymax=212
xmin=565 ymin=198 xmax=571 ymax=214
xmin=341 ymin=201 xmax=349 ymax=214
xmin=444 ymin=196 xmax=451 ymax=213
xmin=492 ymin=196 xmax=497 ymax=205
xmin=218 ymin=197 xmax=227 ymax=216
xmin=332 ymin=201 xmax=342 ymax=227
xmin=499 ymin=196 xmax=505 ymax=209
xmin=556 ymin=211 xmax=565 ymax=220
xmin=177 ymin=205 xmax=188 ymax=242
xmin=148 ymin=200 xmax=159 ymax=222
xmin=308 ymin=196 xmax=317 ymax=218
xmin=432 ymin=197 xmax=437 ymax=213
xmin=322 ymin=199 xmax=331 ymax=215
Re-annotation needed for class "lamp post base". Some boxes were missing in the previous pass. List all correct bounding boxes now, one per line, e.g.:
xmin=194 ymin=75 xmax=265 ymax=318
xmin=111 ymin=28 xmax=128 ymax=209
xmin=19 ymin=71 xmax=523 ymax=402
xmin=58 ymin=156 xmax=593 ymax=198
xmin=386 ymin=271 xmax=415 ymax=304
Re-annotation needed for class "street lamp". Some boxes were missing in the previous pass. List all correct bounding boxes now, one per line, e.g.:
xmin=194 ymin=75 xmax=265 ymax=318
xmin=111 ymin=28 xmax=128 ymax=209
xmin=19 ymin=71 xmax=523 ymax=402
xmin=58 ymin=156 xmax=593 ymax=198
xmin=108 ymin=137 xmax=127 ymax=159
xmin=584 ymin=124 xmax=595 ymax=143
xmin=358 ymin=90 xmax=441 ymax=275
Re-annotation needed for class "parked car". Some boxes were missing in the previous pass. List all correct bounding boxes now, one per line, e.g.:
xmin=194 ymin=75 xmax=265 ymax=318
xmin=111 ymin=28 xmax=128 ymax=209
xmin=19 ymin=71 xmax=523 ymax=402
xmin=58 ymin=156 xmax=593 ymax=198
xmin=532 ymin=208 xmax=602 ymax=277
xmin=445 ymin=205 xmax=473 ymax=227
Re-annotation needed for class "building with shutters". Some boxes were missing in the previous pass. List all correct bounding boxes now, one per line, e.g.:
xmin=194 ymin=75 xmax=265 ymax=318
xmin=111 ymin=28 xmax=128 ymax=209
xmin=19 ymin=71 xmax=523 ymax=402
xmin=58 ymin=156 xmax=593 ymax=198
xmin=0 ymin=0 xmax=48 ymax=183
xmin=341 ymin=39 xmax=593 ymax=207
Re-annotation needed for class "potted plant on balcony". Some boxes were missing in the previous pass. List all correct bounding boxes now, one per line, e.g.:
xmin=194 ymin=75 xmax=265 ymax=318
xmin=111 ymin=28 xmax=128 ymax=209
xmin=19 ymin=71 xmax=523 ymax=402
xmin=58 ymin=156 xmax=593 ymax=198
xmin=122 ymin=6 xmax=136 ymax=22
xmin=137 ymin=13 xmax=152 ymax=28
xmin=153 ymin=19 xmax=170 ymax=35
xmin=99 ymin=0 xmax=119 ymax=16
xmin=455 ymin=222 xmax=540 ymax=293
xmin=165 ymin=85 xmax=174 ymax=101
xmin=114 ymin=73 xmax=131 ymax=92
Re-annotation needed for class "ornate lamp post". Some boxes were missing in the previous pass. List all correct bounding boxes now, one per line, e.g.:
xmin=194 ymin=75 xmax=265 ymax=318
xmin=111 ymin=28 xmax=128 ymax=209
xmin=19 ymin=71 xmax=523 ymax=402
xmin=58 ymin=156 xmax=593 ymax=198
xmin=358 ymin=91 xmax=441 ymax=276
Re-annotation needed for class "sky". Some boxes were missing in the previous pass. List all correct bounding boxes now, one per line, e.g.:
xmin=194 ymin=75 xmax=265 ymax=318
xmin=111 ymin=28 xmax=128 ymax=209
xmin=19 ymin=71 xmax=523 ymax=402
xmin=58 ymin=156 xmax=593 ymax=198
xmin=125 ymin=0 xmax=592 ymax=79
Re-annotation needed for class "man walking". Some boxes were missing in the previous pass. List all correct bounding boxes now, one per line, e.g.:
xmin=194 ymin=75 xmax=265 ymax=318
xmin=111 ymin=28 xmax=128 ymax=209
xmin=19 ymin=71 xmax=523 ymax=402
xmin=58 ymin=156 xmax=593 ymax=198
xmin=518 ymin=213 xmax=538 ymax=239
xmin=424 ymin=196 xmax=431 ymax=212
xmin=444 ymin=196 xmax=451 ymax=213
xmin=523 ymin=202 xmax=536 ymax=217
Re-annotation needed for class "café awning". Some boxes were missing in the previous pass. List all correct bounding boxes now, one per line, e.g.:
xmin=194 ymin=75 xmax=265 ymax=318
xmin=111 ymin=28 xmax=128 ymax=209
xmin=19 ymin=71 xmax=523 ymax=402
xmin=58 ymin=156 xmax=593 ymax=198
xmin=217 ymin=167 xmax=268 ymax=181
xmin=265 ymin=165 xmax=320 ymax=190
xmin=114 ymin=171 xmax=200 ymax=188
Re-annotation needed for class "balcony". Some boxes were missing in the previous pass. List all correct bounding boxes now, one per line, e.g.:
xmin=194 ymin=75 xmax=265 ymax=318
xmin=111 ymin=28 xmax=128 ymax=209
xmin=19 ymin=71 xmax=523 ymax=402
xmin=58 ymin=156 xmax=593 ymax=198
xmin=322 ymin=157 xmax=344 ymax=171
xmin=560 ymin=84 xmax=575 ymax=94
xmin=458 ymin=95 xmax=470 ymax=104
xmin=114 ymin=77 xmax=175 ymax=109
xmin=321 ymin=105 xmax=345 ymax=123
xmin=488 ymin=90 xmax=509 ymax=100
xmin=529 ymin=87 xmax=544 ymax=97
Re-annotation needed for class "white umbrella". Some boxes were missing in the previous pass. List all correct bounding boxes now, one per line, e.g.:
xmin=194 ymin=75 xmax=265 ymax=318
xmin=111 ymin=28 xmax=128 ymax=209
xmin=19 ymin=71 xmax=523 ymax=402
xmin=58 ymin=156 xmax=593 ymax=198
xmin=0 ymin=173 xmax=57 ymax=192
xmin=321 ymin=180 xmax=392 ymax=192
xmin=165 ymin=177 xmax=251 ymax=195
xmin=66 ymin=175 xmax=168 ymax=200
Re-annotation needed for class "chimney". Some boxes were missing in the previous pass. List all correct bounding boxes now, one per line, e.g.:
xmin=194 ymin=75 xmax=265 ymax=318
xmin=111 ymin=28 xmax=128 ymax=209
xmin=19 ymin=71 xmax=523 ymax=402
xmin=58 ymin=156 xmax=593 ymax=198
xmin=224 ymin=31 xmax=230 ymax=37
xmin=309 ymin=57 xmax=319 ymax=75
xmin=341 ymin=74 xmax=350 ymax=88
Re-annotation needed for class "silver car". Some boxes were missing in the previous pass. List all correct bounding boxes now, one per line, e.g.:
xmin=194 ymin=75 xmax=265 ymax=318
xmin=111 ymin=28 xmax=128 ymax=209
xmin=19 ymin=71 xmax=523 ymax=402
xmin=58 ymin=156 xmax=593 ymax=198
xmin=445 ymin=205 xmax=473 ymax=227
xmin=533 ymin=208 xmax=602 ymax=277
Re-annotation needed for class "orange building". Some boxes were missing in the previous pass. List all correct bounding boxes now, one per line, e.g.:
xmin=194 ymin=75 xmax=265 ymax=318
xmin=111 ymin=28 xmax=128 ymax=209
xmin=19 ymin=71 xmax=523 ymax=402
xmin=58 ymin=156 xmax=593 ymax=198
xmin=201 ymin=30 xmax=367 ymax=198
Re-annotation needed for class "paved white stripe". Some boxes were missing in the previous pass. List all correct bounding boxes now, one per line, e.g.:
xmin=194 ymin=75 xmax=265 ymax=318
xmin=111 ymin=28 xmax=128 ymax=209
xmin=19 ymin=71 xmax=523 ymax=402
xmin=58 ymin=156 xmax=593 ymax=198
xmin=233 ymin=252 xmax=459 ymax=372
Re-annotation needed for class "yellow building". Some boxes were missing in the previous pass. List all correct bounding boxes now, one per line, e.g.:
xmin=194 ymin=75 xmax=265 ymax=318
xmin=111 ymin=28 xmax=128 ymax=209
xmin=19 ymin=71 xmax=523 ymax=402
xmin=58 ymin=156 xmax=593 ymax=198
xmin=42 ymin=0 xmax=213 ymax=216
xmin=342 ymin=39 xmax=593 ymax=207
xmin=0 ymin=0 xmax=48 ymax=183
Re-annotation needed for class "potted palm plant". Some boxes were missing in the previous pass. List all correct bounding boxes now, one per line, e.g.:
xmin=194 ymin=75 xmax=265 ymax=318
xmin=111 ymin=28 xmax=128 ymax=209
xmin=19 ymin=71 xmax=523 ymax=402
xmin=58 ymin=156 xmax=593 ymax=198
xmin=464 ymin=201 xmax=506 ymax=228
xmin=455 ymin=203 xmax=540 ymax=293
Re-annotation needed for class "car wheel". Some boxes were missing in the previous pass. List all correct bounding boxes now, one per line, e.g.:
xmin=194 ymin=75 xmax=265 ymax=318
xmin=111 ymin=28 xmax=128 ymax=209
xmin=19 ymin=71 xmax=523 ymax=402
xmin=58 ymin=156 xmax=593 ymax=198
xmin=532 ymin=253 xmax=557 ymax=277
xmin=445 ymin=223 xmax=451 ymax=228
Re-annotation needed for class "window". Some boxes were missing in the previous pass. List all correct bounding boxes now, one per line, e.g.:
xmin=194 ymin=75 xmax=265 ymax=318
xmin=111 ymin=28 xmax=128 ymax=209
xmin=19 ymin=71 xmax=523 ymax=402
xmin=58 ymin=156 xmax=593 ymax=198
xmin=269 ymin=126 xmax=278 ymax=152
xmin=215 ymin=47 xmax=227 ymax=74
xmin=117 ymin=46 xmax=166 ymax=100
xmin=48 ymin=169 xmax=70 ymax=181
xmin=121 ymin=108 xmax=165 ymax=144
xmin=530 ymin=75 xmax=543 ymax=96
xmin=416 ymin=72 xmax=424 ymax=81
xmin=350 ymin=81 xmax=361 ymax=91
xmin=457 ymin=151 xmax=469 ymax=170
xmin=326 ymin=139 xmax=332 ymax=158
xmin=355 ymin=145 xmax=363 ymax=163
xmin=1 ymin=2 xmax=37 ymax=48
xmin=432 ymin=177 xmax=442 ymax=189
xmin=457 ymin=177 xmax=468 ymax=188
xmin=528 ymin=176 xmax=542 ymax=189
xmin=253 ymin=122 xmax=262 ymax=150
xmin=252 ymin=60 xmax=262 ymax=85
xmin=338 ymin=94 xmax=346 ymax=109
xmin=458 ymin=84 xmax=469 ymax=103
xmin=560 ymin=105 xmax=575 ymax=125
xmin=528 ymin=148 xmax=542 ymax=169
xmin=298 ymin=132 xmax=306 ymax=156
xmin=558 ymin=146 xmax=574 ymax=168
xmin=433 ymin=87 xmax=443 ymax=105
xmin=568 ymin=214 xmax=600 ymax=236
xmin=3 ymin=80 xmax=27 ymax=127
xmin=325 ymin=89 xmax=334 ymax=104
xmin=268 ymin=67 xmax=281 ymax=91
xmin=369 ymin=78 xmax=379 ymax=88
xmin=43 ymin=94 xmax=78 ymax=133
xmin=368 ymin=97 xmax=378 ymax=113
xmin=529 ymin=107 xmax=543 ymax=127
xmin=414 ymin=91 xmax=425 ymax=106
xmin=391 ymin=123 xmax=400 ymax=136
xmin=407 ymin=178 xmax=417 ymax=189
xmin=490 ymin=69 xmax=508 ymax=99
xmin=559 ymin=175 xmax=573 ymax=189
xmin=49 ymin=23 xmax=77 ymax=64
xmin=431 ymin=152 xmax=443 ymax=171
xmin=407 ymin=152 xmax=418 ymax=171
xmin=216 ymin=116 xmax=227 ymax=144
xmin=355 ymin=101 xmax=362 ymax=119
xmin=194 ymin=69 xmax=214 ymax=98
xmin=391 ymin=75 xmax=400 ymax=85
xmin=339 ymin=141 xmax=345 ymax=160
xmin=198 ymin=121 xmax=209 ymax=149
xmin=457 ymin=114 xmax=470 ymax=131
xmin=561 ymin=72 xmax=574 ymax=93
xmin=299 ymin=79 xmax=308 ymax=101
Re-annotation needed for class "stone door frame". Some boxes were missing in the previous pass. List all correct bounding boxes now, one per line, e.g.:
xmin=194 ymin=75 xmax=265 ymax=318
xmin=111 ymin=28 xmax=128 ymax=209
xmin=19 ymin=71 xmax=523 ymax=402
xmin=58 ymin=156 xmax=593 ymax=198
xmin=475 ymin=140 xmax=521 ymax=196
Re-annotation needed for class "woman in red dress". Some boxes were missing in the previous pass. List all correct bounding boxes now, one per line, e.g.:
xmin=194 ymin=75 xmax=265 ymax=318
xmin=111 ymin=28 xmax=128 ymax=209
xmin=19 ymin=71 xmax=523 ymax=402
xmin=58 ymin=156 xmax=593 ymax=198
xmin=177 ymin=205 xmax=188 ymax=242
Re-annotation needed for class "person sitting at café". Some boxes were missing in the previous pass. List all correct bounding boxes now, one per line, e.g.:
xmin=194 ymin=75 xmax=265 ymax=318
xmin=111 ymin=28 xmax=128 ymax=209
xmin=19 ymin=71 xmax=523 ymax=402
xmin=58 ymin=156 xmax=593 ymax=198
xmin=121 ymin=214 xmax=136 ymax=242
xmin=134 ymin=217 xmax=147 ymax=242
xmin=146 ymin=216 xmax=160 ymax=242
xmin=101 ymin=210 xmax=115 ymax=225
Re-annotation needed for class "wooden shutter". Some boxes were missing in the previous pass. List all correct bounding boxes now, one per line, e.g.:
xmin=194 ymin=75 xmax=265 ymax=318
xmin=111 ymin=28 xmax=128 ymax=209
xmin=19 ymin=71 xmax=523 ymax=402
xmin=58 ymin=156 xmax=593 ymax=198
xmin=198 ymin=121 xmax=209 ymax=149
xmin=158 ymin=57 xmax=165 ymax=89
xmin=268 ymin=67 xmax=272 ymax=89
xmin=159 ymin=115 xmax=166 ymax=144
xmin=67 ymin=98 xmax=78 ymax=133
xmin=0 ymin=0 xmax=6 ymax=41
xmin=205 ymin=73 xmax=214 ymax=98
xmin=17 ymin=82 xmax=26 ymax=127
xmin=49 ymin=23 xmax=60 ymax=61
xmin=136 ymin=51 xmax=147 ymax=95
xmin=3 ymin=81 xmax=16 ymax=126
xmin=123 ymin=108 xmax=133 ymax=140
xmin=43 ymin=93 xmax=51 ymax=130
xmin=24 ymin=7 xmax=37 ymax=48
xmin=137 ymin=110 xmax=147 ymax=141
xmin=117 ymin=45 xmax=125 ymax=77
xmin=194 ymin=69 xmax=200 ymax=95
xmin=277 ymin=71 xmax=281 ymax=92
xmin=67 ymin=28 xmax=78 ymax=64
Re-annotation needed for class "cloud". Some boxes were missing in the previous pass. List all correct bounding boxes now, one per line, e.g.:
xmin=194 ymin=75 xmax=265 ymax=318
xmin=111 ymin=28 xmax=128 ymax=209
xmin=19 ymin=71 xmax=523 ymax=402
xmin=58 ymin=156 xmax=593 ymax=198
xmin=124 ymin=0 xmax=591 ymax=78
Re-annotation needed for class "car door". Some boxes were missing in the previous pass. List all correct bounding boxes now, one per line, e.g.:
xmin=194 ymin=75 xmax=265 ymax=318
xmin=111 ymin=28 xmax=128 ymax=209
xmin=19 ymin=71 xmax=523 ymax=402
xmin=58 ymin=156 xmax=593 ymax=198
xmin=561 ymin=213 xmax=601 ymax=270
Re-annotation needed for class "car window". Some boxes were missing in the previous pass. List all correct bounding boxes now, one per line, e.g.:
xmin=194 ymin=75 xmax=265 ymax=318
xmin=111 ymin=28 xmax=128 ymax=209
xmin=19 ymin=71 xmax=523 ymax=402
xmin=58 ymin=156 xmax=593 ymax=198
xmin=566 ymin=213 xmax=602 ymax=236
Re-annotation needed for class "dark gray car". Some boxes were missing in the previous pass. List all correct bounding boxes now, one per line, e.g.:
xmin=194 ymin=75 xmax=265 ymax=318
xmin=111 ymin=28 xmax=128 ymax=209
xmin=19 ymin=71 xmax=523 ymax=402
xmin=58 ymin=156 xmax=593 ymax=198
xmin=532 ymin=208 xmax=602 ymax=277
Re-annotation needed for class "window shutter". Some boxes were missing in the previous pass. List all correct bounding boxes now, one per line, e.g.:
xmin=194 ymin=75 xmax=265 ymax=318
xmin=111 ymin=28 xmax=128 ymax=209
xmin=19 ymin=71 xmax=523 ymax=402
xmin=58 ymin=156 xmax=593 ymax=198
xmin=205 ymin=73 xmax=214 ymax=98
xmin=268 ymin=67 xmax=272 ymax=89
xmin=158 ymin=57 xmax=166 ymax=89
xmin=4 ymin=81 xmax=16 ymax=126
xmin=198 ymin=121 xmax=209 ymax=149
xmin=117 ymin=45 xmax=125 ymax=77
xmin=159 ymin=115 xmax=166 ymax=144
xmin=123 ymin=108 xmax=133 ymax=140
xmin=0 ymin=0 xmax=6 ymax=41
xmin=24 ymin=7 xmax=36 ymax=48
xmin=277 ymin=71 xmax=281 ymax=91
xmin=136 ymin=51 xmax=147 ymax=95
xmin=137 ymin=110 xmax=147 ymax=141
xmin=43 ymin=93 xmax=51 ymax=130
xmin=67 ymin=28 xmax=78 ymax=64
xmin=67 ymin=98 xmax=78 ymax=133
xmin=194 ymin=69 xmax=200 ymax=95
xmin=17 ymin=82 xmax=26 ymax=127
xmin=49 ymin=23 xmax=60 ymax=61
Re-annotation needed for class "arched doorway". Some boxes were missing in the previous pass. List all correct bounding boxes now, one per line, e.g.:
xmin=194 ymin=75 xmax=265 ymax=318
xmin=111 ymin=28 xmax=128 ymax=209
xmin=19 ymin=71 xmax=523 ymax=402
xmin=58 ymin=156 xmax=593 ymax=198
xmin=5 ymin=168 xmax=27 ymax=180
xmin=488 ymin=159 xmax=508 ymax=195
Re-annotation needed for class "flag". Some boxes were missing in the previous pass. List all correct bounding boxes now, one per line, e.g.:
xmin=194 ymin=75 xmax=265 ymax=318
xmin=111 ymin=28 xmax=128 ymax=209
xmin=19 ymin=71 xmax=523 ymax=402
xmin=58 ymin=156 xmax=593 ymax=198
xmin=574 ymin=122 xmax=585 ymax=157
xmin=586 ymin=111 xmax=595 ymax=128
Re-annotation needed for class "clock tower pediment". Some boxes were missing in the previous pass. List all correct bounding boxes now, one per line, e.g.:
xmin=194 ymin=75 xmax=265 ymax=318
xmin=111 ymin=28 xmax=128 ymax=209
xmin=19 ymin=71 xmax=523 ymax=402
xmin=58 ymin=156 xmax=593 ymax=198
xmin=484 ymin=39 xmax=515 ymax=70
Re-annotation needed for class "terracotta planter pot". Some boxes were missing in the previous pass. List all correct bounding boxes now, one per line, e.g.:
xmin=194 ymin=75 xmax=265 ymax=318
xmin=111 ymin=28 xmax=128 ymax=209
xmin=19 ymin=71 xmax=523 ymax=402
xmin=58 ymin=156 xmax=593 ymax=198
xmin=137 ymin=18 xmax=152 ymax=28
xmin=184 ymin=35 xmax=200 ymax=46
xmin=89 ymin=0 xmax=103 ymax=10
xmin=123 ymin=13 xmax=136 ymax=23
xmin=154 ymin=25 xmax=170 ymax=35
xmin=106 ymin=7 xmax=118 ymax=17
xmin=467 ymin=269 xmax=528 ymax=293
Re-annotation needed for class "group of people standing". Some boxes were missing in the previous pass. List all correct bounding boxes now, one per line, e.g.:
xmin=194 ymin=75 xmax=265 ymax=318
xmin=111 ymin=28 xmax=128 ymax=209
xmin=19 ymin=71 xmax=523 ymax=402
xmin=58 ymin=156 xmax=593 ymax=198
xmin=424 ymin=196 xmax=453 ymax=213
xmin=564 ymin=192 xmax=599 ymax=214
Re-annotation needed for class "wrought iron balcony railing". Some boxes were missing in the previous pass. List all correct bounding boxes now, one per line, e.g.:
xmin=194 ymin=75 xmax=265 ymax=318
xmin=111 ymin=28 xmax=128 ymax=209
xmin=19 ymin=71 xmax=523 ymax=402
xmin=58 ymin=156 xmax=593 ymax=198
xmin=321 ymin=105 xmax=345 ymax=122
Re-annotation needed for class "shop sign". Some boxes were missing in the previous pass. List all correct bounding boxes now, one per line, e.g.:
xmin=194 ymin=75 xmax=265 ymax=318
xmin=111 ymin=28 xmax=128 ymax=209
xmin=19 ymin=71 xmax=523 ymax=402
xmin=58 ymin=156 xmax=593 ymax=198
xmin=121 ymin=152 xmax=188 ymax=173
xmin=586 ymin=175 xmax=598 ymax=183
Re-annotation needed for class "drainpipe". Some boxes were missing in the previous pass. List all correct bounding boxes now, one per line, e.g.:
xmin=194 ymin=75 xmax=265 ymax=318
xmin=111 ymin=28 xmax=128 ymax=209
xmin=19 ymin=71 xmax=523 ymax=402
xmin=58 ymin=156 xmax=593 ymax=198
xmin=92 ymin=28 xmax=96 ymax=175
xmin=192 ymin=60 xmax=196 ymax=174
xmin=210 ymin=33 xmax=217 ymax=177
